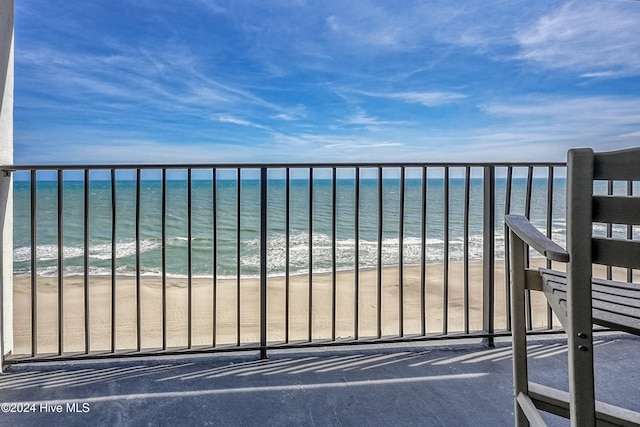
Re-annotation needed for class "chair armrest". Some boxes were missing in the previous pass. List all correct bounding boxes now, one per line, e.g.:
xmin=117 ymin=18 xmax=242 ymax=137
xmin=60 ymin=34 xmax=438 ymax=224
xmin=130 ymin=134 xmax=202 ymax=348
xmin=505 ymin=215 xmax=569 ymax=263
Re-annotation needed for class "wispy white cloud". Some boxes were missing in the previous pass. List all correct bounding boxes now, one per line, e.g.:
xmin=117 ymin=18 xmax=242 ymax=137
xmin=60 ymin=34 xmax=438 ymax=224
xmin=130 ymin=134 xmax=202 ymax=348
xmin=324 ymin=141 xmax=402 ymax=150
xmin=269 ymin=131 xmax=408 ymax=161
xmin=355 ymin=90 xmax=467 ymax=107
xmin=483 ymin=96 xmax=640 ymax=129
xmin=272 ymin=105 xmax=307 ymax=121
xmin=14 ymin=128 xmax=279 ymax=164
xmin=459 ymin=95 xmax=640 ymax=160
xmin=190 ymin=0 xmax=229 ymax=15
xmin=515 ymin=1 xmax=640 ymax=77
xmin=325 ymin=12 xmax=405 ymax=49
xmin=17 ymin=39 xmax=300 ymax=133
xmin=342 ymin=110 xmax=412 ymax=127
xmin=318 ymin=1 xmax=530 ymax=54
xmin=393 ymin=92 xmax=467 ymax=106
xmin=273 ymin=113 xmax=301 ymax=121
xmin=216 ymin=115 xmax=270 ymax=130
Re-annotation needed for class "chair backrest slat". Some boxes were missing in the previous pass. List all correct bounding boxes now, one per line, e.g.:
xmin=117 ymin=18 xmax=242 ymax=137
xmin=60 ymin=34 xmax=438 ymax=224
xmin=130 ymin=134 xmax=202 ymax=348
xmin=568 ymin=148 xmax=640 ymax=273
xmin=593 ymin=147 xmax=640 ymax=181
xmin=592 ymin=237 xmax=640 ymax=269
xmin=593 ymin=195 xmax=640 ymax=225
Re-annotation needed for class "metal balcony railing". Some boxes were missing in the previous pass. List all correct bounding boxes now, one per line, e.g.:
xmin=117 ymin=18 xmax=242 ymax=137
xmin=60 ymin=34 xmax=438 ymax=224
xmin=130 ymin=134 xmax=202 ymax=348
xmin=3 ymin=161 xmax=568 ymax=364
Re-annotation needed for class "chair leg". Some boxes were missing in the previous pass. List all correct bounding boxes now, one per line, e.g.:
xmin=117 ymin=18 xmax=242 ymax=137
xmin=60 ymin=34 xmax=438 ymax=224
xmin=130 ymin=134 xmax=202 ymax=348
xmin=566 ymin=267 xmax=596 ymax=426
xmin=567 ymin=329 xmax=595 ymax=426
xmin=510 ymin=232 xmax=529 ymax=426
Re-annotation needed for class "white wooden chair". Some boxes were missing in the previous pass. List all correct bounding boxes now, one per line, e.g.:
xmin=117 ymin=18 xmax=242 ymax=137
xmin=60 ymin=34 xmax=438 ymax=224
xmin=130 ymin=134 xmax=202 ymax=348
xmin=505 ymin=147 xmax=640 ymax=426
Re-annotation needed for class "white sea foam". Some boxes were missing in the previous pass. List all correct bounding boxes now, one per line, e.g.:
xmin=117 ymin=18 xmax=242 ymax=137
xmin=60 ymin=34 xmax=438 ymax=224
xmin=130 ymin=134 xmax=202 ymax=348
xmin=13 ymin=229 xmax=519 ymax=277
xmin=14 ymin=239 xmax=162 ymax=263
xmin=226 ymin=231 xmax=491 ymax=278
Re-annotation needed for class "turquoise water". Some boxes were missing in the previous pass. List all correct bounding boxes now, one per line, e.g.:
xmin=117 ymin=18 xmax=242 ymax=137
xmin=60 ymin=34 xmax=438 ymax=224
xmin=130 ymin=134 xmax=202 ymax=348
xmin=13 ymin=176 xmax=569 ymax=278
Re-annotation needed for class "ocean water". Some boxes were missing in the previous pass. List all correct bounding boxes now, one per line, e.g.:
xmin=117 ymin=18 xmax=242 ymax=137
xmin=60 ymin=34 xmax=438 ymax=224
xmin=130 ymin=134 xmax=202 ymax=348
xmin=13 ymin=175 xmax=572 ymax=279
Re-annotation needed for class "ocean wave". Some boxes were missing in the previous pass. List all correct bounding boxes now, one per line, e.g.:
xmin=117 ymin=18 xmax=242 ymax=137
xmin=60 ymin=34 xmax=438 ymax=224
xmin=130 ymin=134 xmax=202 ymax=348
xmin=13 ymin=239 xmax=162 ymax=263
xmin=13 ymin=227 xmax=587 ymax=279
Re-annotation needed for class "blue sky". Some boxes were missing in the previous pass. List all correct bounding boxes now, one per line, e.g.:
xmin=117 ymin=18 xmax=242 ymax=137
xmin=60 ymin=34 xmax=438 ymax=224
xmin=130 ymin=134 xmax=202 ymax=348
xmin=13 ymin=0 xmax=640 ymax=164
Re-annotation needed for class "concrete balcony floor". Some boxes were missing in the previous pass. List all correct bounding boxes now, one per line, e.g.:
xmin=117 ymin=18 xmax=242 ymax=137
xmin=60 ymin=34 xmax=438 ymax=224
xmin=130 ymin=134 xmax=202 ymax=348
xmin=0 ymin=334 xmax=638 ymax=426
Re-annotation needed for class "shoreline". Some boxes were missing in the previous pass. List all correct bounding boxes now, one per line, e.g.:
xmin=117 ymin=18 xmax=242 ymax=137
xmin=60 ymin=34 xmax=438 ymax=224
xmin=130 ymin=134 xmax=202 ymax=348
xmin=12 ymin=258 xmax=496 ymax=282
xmin=12 ymin=259 xmax=556 ymax=356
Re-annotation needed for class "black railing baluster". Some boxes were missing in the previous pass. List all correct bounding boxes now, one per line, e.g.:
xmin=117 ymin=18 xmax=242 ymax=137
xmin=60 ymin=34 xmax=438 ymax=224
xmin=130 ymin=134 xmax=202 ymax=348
xmin=463 ymin=166 xmax=471 ymax=335
xmin=354 ymin=167 xmax=360 ymax=340
xmin=83 ymin=169 xmax=90 ymax=354
xmin=260 ymin=167 xmax=268 ymax=359
xmin=331 ymin=167 xmax=337 ymax=342
xmin=546 ymin=167 xmax=555 ymax=329
xmin=236 ymin=168 xmax=241 ymax=346
xmin=504 ymin=166 xmax=513 ymax=331
xmin=285 ymin=168 xmax=290 ymax=344
xmin=607 ymin=180 xmax=614 ymax=280
xmin=399 ymin=167 xmax=405 ymax=337
xmin=308 ymin=167 xmax=314 ymax=342
xmin=57 ymin=169 xmax=64 ymax=355
xmin=525 ymin=167 xmax=533 ymax=220
xmin=483 ymin=166 xmax=496 ymax=347
xmin=187 ymin=168 xmax=193 ymax=349
xmin=110 ymin=168 xmax=117 ymax=353
xmin=212 ymin=168 xmax=218 ymax=347
xmin=524 ymin=166 xmax=533 ymax=331
xmin=377 ymin=167 xmax=383 ymax=339
xmin=443 ymin=167 xmax=450 ymax=334
xmin=627 ymin=181 xmax=634 ymax=283
xmin=420 ymin=166 xmax=427 ymax=336
xmin=162 ymin=169 xmax=167 ymax=350
xmin=30 ymin=170 xmax=37 ymax=357
xmin=136 ymin=169 xmax=141 ymax=352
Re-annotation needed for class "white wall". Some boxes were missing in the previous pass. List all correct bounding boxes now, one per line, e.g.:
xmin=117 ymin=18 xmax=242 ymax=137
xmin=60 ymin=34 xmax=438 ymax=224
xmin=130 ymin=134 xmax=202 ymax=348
xmin=0 ymin=0 xmax=14 ymax=368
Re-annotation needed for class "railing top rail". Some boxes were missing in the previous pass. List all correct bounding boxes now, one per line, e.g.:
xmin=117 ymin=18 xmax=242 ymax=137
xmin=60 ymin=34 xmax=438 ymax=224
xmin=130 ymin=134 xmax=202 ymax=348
xmin=1 ymin=161 xmax=566 ymax=171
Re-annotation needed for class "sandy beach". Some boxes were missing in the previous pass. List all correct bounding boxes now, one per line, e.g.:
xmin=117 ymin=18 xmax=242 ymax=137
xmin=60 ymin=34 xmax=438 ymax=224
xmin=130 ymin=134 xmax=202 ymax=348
xmin=13 ymin=259 xmax=560 ymax=356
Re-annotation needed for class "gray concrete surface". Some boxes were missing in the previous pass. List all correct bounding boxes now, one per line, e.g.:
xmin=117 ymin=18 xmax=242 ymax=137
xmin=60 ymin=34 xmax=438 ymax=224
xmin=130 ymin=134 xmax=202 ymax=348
xmin=0 ymin=334 xmax=638 ymax=426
